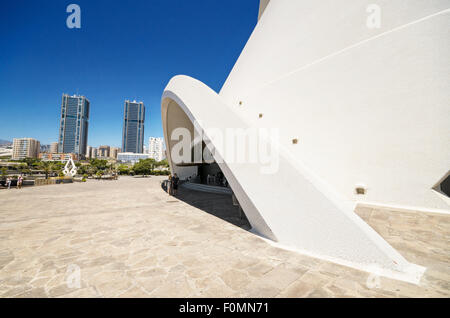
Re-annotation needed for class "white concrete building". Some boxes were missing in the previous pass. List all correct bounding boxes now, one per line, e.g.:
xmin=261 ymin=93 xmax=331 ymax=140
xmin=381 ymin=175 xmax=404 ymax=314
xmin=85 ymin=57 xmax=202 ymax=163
xmin=161 ymin=1 xmax=450 ymax=282
xmin=117 ymin=152 xmax=150 ymax=164
xmin=148 ymin=137 xmax=164 ymax=162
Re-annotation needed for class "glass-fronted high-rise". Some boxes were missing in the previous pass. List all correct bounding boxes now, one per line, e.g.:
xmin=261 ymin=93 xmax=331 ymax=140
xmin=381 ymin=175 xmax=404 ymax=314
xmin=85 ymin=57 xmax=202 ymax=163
xmin=122 ymin=100 xmax=145 ymax=153
xmin=58 ymin=94 xmax=90 ymax=156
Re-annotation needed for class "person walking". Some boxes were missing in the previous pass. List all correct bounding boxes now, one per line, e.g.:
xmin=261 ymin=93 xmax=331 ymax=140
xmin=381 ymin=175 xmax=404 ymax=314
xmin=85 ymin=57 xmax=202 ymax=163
xmin=6 ymin=177 xmax=11 ymax=189
xmin=172 ymin=173 xmax=180 ymax=196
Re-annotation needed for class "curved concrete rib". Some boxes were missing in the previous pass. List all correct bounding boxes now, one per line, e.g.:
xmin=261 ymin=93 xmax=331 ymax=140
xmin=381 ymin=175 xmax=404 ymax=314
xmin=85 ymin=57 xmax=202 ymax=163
xmin=161 ymin=75 xmax=425 ymax=283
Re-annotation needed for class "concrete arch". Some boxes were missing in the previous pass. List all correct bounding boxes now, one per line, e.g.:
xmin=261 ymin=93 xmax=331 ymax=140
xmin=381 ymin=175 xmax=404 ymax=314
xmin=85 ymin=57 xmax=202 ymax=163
xmin=161 ymin=75 xmax=424 ymax=283
xmin=162 ymin=78 xmax=276 ymax=241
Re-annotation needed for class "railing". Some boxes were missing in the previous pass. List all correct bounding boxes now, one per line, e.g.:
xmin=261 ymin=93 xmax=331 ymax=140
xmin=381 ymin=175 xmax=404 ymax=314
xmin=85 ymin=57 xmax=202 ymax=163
xmin=35 ymin=177 xmax=73 ymax=186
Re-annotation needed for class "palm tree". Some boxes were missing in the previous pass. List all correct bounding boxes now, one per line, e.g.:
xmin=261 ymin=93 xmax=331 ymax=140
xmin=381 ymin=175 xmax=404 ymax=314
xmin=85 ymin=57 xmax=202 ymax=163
xmin=39 ymin=161 xmax=50 ymax=179
xmin=39 ymin=161 xmax=56 ymax=179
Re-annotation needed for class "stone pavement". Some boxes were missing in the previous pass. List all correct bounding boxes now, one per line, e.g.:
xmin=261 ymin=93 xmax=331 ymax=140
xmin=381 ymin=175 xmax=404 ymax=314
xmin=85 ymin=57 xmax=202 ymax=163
xmin=0 ymin=176 xmax=448 ymax=297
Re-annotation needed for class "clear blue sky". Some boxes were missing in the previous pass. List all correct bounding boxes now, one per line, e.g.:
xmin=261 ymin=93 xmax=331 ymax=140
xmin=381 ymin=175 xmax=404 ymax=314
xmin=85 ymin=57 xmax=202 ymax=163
xmin=0 ymin=0 xmax=259 ymax=147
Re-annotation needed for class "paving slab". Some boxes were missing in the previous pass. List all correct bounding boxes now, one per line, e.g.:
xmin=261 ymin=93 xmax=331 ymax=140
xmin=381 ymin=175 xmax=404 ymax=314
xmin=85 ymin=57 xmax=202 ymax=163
xmin=0 ymin=176 xmax=448 ymax=297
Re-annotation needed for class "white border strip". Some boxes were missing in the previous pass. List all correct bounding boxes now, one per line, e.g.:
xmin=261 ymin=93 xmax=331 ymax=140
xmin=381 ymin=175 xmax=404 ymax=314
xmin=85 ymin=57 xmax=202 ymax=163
xmin=250 ymin=229 xmax=426 ymax=285
xmin=357 ymin=201 xmax=450 ymax=216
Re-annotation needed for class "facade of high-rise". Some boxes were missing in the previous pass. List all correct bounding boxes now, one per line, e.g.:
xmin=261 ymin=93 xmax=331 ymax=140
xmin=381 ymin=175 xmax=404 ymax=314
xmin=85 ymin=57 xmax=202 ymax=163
xmin=98 ymin=145 xmax=110 ymax=158
xmin=12 ymin=138 xmax=40 ymax=160
xmin=91 ymin=147 xmax=98 ymax=159
xmin=86 ymin=146 xmax=93 ymax=158
xmin=58 ymin=94 xmax=90 ymax=156
xmin=110 ymin=147 xmax=120 ymax=159
xmin=148 ymin=137 xmax=164 ymax=162
xmin=50 ymin=142 xmax=58 ymax=154
xmin=87 ymin=146 xmax=99 ymax=159
xmin=122 ymin=100 xmax=145 ymax=154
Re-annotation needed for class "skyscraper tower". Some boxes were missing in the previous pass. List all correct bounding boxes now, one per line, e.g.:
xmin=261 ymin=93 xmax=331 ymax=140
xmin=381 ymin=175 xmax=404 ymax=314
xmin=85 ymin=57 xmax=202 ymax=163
xmin=122 ymin=100 xmax=145 ymax=153
xmin=58 ymin=94 xmax=90 ymax=156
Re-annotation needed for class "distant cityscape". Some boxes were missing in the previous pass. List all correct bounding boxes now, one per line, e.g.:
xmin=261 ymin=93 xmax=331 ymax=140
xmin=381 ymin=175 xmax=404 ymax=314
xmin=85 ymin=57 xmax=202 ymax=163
xmin=0 ymin=94 xmax=165 ymax=164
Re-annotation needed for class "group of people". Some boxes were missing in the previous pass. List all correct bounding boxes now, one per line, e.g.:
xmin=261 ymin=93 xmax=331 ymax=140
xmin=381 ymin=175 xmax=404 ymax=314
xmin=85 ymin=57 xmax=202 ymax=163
xmin=167 ymin=173 xmax=180 ymax=196
xmin=206 ymin=171 xmax=228 ymax=187
xmin=4 ymin=175 xmax=24 ymax=190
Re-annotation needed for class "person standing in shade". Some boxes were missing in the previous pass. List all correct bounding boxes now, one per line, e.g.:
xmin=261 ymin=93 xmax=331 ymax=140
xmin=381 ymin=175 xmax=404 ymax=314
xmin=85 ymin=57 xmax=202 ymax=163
xmin=167 ymin=175 xmax=173 ymax=195
xmin=6 ymin=177 xmax=11 ymax=189
xmin=172 ymin=173 xmax=180 ymax=196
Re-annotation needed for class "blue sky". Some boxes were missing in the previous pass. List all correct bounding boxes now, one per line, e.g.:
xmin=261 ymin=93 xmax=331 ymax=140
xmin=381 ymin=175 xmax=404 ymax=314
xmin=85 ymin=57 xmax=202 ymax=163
xmin=0 ymin=0 xmax=259 ymax=147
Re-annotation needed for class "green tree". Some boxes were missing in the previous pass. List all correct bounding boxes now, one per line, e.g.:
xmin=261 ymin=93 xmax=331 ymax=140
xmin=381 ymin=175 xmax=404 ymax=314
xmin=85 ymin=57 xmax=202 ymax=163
xmin=157 ymin=159 xmax=169 ymax=167
xmin=90 ymin=159 xmax=108 ymax=171
xmin=1 ymin=167 xmax=7 ymax=181
xmin=133 ymin=158 xmax=155 ymax=177
xmin=20 ymin=157 xmax=41 ymax=168
xmin=39 ymin=161 xmax=56 ymax=179
xmin=117 ymin=164 xmax=130 ymax=175
xmin=76 ymin=163 xmax=89 ymax=176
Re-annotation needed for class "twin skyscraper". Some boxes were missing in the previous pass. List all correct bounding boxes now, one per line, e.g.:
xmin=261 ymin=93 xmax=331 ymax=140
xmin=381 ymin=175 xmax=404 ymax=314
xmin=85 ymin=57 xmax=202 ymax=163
xmin=58 ymin=94 xmax=145 ymax=157
xmin=122 ymin=100 xmax=145 ymax=154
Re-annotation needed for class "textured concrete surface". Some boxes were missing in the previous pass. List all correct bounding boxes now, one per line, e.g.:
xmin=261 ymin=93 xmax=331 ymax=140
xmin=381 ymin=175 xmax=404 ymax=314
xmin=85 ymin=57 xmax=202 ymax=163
xmin=0 ymin=176 xmax=448 ymax=298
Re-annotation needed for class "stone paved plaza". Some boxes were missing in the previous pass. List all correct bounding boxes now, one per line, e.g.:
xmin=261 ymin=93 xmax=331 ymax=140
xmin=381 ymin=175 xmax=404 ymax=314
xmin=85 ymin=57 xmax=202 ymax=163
xmin=0 ymin=177 xmax=448 ymax=297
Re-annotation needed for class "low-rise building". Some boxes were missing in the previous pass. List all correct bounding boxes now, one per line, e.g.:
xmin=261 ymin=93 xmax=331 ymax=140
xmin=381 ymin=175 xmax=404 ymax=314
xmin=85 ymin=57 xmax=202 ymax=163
xmin=117 ymin=152 xmax=150 ymax=164
xmin=39 ymin=153 xmax=78 ymax=162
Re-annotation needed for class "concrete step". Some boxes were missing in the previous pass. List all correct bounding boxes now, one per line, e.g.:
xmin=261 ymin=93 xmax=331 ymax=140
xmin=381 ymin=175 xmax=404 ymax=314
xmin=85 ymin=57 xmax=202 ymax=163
xmin=181 ymin=182 xmax=232 ymax=195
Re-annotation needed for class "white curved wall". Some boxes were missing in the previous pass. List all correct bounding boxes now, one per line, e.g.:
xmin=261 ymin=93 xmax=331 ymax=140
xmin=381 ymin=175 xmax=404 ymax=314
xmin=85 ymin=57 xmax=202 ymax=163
xmin=220 ymin=0 xmax=450 ymax=211
xmin=162 ymin=76 xmax=425 ymax=282
xmin=164 ymin=100 xmax=197 ymax=180
xmin=161 ymin=0 xmax=449 ymax=281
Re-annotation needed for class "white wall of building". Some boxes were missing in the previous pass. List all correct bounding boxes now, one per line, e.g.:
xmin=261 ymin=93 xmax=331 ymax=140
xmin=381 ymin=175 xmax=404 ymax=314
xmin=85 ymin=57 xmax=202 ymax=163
xmin=117 ymin=152 xmax=150 ymax=164
xmin=219 ymin=0 xmax=450 ymax=211
xmin=161 ymin=0 xmax=449 ymax=281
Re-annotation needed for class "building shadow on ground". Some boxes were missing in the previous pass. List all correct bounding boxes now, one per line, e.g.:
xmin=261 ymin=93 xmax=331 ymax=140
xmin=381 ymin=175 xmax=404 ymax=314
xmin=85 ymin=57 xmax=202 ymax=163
xmin=161 ymin=181 xmax=251 ymax=231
